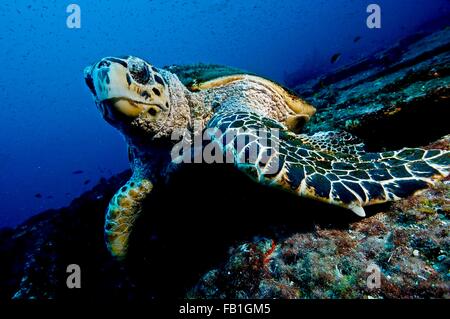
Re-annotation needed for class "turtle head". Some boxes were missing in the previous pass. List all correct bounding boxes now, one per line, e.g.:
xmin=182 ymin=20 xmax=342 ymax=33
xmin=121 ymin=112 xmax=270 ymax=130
xmin=84 ymin=56 xmax=175 ymax=138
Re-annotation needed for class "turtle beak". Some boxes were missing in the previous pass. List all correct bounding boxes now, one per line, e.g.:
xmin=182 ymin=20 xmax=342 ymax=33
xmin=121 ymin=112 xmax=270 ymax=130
xmin=84 ymin=64 xmax=97 ymax=96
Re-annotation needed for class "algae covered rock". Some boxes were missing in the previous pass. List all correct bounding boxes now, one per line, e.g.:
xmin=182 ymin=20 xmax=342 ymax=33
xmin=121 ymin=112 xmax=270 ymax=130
xmin=188 ymin=140 xmax=450 ymax=299
xmin=0 ymin=171 xmax=134 ymax=300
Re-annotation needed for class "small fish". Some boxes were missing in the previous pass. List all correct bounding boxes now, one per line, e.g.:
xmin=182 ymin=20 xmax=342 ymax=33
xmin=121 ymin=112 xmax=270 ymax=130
xmin=330 ymin=53 xmax=341 ymax=64
xmin=34 ymin=193 xmax=43 ymax=199
xmin=46 ymin=195 xmax=54 ymax=199
xmin=83 ymin=179 xmax=91 ymax=185
xmin=353 ymin=36 xmax=362 ymax=43
xmin=72 ymin=170 xmax=84 ymax=175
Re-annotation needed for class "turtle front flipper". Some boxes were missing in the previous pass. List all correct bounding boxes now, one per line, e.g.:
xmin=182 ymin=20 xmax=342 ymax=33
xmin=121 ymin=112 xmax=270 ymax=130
xmin=105 ymin=176 xmax=153 ymax=259
xmin=297 ymin=130 xmax=366 ymax=155
xmin=206 ymin=105 xmax=450 ymax=216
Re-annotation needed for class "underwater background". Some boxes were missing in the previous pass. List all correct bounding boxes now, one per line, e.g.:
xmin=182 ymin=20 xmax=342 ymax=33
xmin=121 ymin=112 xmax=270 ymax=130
xmin=0 ymin=0 xmax=449 ymax=226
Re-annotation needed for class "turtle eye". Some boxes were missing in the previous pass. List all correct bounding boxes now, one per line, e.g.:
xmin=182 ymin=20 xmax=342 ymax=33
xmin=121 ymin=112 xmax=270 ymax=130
xmin=129 ymin=59 xmax=151 ymax=84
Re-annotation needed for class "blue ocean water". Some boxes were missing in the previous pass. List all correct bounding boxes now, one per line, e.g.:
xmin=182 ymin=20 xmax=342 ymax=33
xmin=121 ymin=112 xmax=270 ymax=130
xmin=0 ymin=0 xmax=448 ymax=226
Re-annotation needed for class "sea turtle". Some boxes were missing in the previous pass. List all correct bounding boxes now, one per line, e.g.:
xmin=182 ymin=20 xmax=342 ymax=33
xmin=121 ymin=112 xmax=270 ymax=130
xmin=84 ymin=56 xmax=450 ymax=259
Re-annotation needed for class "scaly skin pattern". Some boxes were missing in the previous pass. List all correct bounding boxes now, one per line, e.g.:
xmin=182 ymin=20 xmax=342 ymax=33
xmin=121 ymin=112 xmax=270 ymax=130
xmin=84 ymin=56 xmax=450 ymax=259
xmin=206 ymin=107 xmax=449 ymax=217
xmin=105 ymin=176 xmax=153 ymax=258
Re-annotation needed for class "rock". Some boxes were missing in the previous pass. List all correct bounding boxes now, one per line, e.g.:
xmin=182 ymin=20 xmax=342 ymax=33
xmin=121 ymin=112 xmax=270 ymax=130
xmin=0 ymin=171 xmax=133 ymax=300
xmin=189 ymin=148 xmax=450 ymax=298
xmin=1 ymin=162 xmax=362 ymax=300
xmin=294 ymin=26 xmax=450 ymax=151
